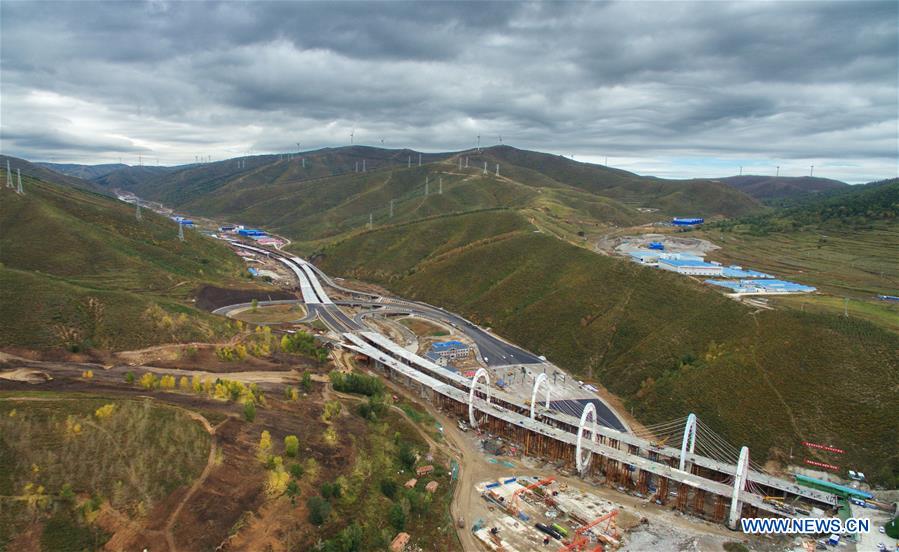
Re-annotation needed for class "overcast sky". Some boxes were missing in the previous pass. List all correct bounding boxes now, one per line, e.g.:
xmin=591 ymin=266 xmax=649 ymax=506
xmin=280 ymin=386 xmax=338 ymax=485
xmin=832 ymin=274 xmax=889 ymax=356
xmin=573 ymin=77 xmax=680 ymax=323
xmin=1 ymin=1 xmax=896 ymax=182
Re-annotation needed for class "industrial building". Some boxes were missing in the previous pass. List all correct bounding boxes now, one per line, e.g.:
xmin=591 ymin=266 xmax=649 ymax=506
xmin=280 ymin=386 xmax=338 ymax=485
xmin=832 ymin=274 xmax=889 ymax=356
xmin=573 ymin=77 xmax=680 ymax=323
xmin=704 ymin=279 xmax=816 ymax=294
xmin=721 ymin=266 xmax=773 ymax=279
xmin=237 ymin=228 xmax=267 ymax=237
xmin=658 ymin=258 xmax=724 ymax=276
xmin=627 ymin=250 xmax=704 ymax=266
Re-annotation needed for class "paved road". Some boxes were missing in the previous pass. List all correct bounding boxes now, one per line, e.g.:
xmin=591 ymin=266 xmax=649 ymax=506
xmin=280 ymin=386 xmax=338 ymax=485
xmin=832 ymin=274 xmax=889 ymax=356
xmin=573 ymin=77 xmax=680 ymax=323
xmin=340 ymin=300 xmax=544 ymax=367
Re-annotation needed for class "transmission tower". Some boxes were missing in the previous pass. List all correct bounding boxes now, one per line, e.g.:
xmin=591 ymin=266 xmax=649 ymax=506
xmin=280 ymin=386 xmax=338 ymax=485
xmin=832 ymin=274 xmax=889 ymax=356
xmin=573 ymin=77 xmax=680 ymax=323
xmin=136 ymin=203 xmax=142 ymax=221
xmin=17 ymin=169 xmax=23 ymax=194
xmin=178 ymin=221 xmax=184 ymax=241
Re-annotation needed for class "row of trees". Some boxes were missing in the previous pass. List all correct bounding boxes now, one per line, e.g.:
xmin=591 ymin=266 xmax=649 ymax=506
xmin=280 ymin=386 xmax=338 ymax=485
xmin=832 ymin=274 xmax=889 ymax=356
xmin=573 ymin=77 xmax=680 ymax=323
xmin=329 ymin=371 xmax=385 ymax=396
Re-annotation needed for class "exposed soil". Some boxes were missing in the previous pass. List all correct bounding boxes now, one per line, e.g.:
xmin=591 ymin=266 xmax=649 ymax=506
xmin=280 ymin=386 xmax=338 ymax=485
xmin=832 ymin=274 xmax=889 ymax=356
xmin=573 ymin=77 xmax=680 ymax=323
xmin=195 ymin=285 xmax=296 ymax=311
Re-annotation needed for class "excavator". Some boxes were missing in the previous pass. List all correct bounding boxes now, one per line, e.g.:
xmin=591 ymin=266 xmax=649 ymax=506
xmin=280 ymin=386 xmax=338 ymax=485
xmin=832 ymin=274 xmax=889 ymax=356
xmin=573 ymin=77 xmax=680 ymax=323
xmin=559 ymin=510 xmax=620 ymax=552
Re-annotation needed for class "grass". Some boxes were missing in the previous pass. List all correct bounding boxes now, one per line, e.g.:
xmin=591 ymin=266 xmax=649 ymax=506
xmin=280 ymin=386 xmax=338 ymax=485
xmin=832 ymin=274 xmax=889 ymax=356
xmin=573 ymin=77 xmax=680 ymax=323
xmin=0 ymin=173 xmax=248 ymax=350
xmin=769 ymin=294 xmax=899 ymax=333
xmin=698 ymin=221 xmax=899 ymax=299
xmin=317 ymin=209 xmax=899 ymax=486
xmin=231 ymin=303 xmax=306 ymax=324
xmin=0 ymin=395 xmax=210 ymax=549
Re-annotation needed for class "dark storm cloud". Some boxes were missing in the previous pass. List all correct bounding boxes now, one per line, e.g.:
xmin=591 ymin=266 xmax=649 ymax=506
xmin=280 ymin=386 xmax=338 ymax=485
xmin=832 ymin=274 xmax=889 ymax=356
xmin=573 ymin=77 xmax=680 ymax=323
xmin=0 ymin=1 xmax=895 ymax=182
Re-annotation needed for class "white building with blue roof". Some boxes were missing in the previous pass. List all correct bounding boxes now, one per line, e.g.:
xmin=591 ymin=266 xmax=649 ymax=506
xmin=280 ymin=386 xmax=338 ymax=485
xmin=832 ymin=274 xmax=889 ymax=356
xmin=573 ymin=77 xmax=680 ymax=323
xmin=658 ymin=258 xmax=724 ymax=276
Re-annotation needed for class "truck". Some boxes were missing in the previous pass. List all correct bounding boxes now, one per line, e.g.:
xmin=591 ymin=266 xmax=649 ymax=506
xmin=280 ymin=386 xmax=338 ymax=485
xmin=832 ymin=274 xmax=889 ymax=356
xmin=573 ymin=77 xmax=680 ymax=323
xmin=827 ymin=534 xmax=840 ymax=546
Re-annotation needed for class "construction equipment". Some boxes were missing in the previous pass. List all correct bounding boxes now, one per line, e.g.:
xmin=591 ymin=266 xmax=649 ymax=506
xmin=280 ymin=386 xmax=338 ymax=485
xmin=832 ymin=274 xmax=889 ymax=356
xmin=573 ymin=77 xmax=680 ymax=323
xmin=559 ymin=510 xmax=620 ymax=552
xmin=510 ymin=476 xmax=556 ymax=514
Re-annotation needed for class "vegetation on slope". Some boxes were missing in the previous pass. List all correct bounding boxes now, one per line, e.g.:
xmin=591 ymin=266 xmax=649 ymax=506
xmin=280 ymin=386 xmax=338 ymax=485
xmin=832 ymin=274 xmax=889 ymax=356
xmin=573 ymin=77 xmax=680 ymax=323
xmin=700 ymin=179 xmax=899 ymax=298
xmin=0 ymin=167 xmax=248 ymax=350
xmin=719 ymin=175 xmax=848 ymax=202
xmin=317 ymin=210 xmax=899 ymax=485
xmin=0 ymin=396 xmax=210 ymax=550
xmin=480 ymin=145 xmax=763 ymax=217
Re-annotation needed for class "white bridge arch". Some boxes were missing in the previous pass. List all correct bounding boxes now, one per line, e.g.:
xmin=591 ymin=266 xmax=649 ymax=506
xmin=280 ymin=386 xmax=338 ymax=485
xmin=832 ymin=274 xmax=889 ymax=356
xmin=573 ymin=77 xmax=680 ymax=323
xmin=530 ymin=373 xmax=551 ymax=418
xmin=468 ymin=368 xmax=492 ymax=428
xmin=576 ymin=403 xmax=599 ymax=474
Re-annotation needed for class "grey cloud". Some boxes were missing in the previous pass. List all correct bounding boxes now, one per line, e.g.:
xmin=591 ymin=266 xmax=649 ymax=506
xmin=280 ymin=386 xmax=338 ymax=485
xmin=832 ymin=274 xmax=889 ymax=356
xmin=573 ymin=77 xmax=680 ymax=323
xmin=0 ymin=0 xmax=895 ymax=182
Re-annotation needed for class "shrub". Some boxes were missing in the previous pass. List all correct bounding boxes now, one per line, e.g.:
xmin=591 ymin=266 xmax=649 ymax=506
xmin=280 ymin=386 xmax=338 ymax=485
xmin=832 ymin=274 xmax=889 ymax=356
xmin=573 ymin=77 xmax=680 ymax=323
xmin=289 ymin=463 xmax=304 ymax=479
xmin=284 ymin=435 xmax=299 ymax=457
xmin=380 ymin=479 xmax=397 ymax=499
xmin=301 ymin=371 xmax=313 ymax=392
xmin=138 ymin=372 xmax=158 ymax=390
xmin=243 ymin=400 xmax=256 ymax=422
xmin=321 ymin=481 xmax=341 ymax=499
xmin=124 ymin=372 xmax=135 ymax=384
xmin=329 ymin=371 xmax=384 ymax=396
xmin=389 ymin=502 xmax=405 ymax=531
xmin=257 ymin=430 xmax=272 ymax=463
xmin=307 ymin=496 xmax=331 ymax=525
xmin=94 ymin=404 xmax=115 ymax=420
xmin=81 ymin=370 xmax=93 ymax=379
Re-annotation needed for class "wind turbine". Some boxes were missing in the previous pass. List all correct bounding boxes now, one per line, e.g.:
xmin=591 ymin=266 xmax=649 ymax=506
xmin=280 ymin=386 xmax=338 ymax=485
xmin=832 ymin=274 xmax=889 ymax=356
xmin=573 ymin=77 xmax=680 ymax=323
xmin=350 ymin=129 xmax=355 ymax=145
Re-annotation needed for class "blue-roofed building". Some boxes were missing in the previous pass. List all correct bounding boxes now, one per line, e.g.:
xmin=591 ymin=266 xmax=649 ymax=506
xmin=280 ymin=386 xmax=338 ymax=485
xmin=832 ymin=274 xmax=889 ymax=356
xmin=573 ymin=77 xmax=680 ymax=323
xmin=705 ymin=279 xmax=816 ymax=294
xmin=672 ymin=217 xmax=704 ymax=226
xmin=430 ymin=340 xmax=471 ymax=362
xmin=721 ymin=266 xmax=774 ymax=279
xmin=648 ymin=241 xmax=665 ymax=250
xmin=237 ymin=228 xmax=267 ymax=237
xmin=658 ymin=258 xmax=723 ymax=276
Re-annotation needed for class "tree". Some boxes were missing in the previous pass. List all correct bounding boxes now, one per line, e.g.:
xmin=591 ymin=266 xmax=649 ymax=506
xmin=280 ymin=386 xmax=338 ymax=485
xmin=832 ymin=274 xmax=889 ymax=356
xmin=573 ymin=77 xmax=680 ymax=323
xmin=284 ymin=435 xmax=299 ymax=457
xmin=301 ymin=371 xmax=313 ymax=392
xmin=179 ymin=376 xmax=190 ymax=391
xmin=257 ymin=430 xmax=272 ymax=463
xmin=380 ymin=479 xmax=397 ymax=499
xmin=243 ymin=400 xmax=256 ymax=422
xmin=389 ymin=503 xmax=406 ymax=531
xmin=289 ymin=462 xmax=304 ymax=479
xmin=124 ymin=372 xmax=135 ymax=384
xmin=251 ymin=298 xmax=259 ymax=312
xmin=307 ymin=496 xmax=331 ymax=525
xmin=139 ymin=372 xmax=158 ymax=390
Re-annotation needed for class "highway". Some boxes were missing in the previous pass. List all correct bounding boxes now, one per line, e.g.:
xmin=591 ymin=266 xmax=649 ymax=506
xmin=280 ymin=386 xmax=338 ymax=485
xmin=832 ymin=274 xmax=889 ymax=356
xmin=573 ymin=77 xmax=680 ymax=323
xmin=341 ymin=300 xmax=545 ymax=367
xmin=226 ymin=239 xmax=838 ymax=512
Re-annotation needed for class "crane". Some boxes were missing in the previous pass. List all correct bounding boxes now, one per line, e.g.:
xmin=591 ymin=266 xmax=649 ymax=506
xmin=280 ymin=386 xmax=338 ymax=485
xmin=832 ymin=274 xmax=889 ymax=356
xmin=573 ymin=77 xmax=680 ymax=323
xmin=510 ymin=476 xmax=556 ymax=513
xmin=559 ymin=510 xmax=619 ymax=552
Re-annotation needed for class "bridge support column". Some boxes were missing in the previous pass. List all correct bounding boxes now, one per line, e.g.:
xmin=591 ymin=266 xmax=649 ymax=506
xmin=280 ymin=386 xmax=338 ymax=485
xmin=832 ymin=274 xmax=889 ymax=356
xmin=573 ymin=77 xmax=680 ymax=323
xmin=728 ymin=446 xmax=750 ymax=530
xmin=678 ymin=413 xmax=697 ymax=471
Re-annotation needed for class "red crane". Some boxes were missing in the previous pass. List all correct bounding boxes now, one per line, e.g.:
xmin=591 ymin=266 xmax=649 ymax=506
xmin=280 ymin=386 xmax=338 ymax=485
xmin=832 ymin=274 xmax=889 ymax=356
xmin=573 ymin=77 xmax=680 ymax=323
xmin=559 ymin=509 xmax=619 ymax=552
xmin=510 ymin=476 xmax=556 ymax=513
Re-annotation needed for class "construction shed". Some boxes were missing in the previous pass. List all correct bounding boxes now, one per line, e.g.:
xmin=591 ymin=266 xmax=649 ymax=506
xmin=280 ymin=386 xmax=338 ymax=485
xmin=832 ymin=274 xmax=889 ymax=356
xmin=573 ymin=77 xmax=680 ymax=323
xmin=795 ymin=475 xmax=873 ymax=500
xmin=390 ymin=532 xmax=410 ymax=552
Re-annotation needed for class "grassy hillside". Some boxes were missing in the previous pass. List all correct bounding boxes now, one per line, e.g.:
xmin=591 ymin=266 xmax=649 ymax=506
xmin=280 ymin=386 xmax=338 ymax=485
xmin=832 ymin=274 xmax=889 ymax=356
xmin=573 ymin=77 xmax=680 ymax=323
xmin=1 ymin=155 xmax=108 ymax=195
xmin=317 ymin=210 xmax=899 ymax=485
xmin=0 ymin=166 xmax=249 ymax=351
xmin=720 ymin=175 xmax=848 ymax=202
xmin=107 ymin=146 xmax=759 ymax=242
xmin=701 ymin=179 xmax=899 ymax=298
xmin=36 ymin=162 xmax=131 ymax=180
xmin=479 ymin=146 xmax=763 ymax=217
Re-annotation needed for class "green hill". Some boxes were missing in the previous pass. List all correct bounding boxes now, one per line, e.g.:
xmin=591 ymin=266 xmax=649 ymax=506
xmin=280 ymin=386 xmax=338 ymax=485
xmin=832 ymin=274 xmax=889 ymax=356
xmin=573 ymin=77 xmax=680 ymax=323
xmin=700 ymin=179 xmax=899 ymax=299
xmin=107 ymin=146 xmax=760 ymax=242
xmin=720 ymin=175 xmax=849 ymax=202
xmin=478 ymin=146 xmax=763 ymax=217
xmin=317 ymin=210 xmax=899 ymax=486
xmin=0 ymin=164 xmax=248 ymax=351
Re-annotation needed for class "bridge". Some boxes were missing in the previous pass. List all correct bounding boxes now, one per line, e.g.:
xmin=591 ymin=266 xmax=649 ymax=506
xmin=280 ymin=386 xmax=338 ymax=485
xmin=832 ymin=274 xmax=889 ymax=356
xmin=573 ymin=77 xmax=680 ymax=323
xmin=227 ymin=240 xmax=841 ymax=530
